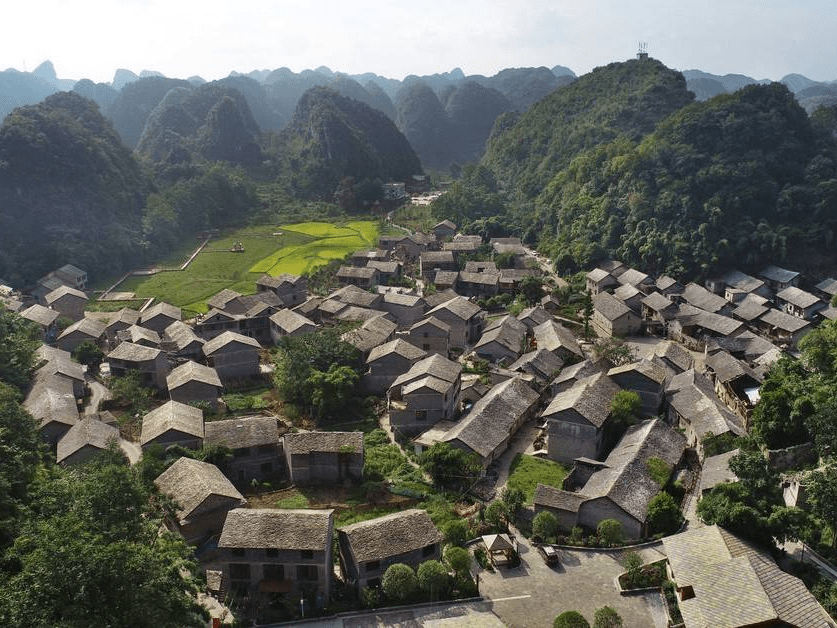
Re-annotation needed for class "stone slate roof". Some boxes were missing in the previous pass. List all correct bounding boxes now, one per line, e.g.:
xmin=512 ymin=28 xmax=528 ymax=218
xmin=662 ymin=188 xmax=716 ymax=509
xmin=508 ymin=348 xmax=564 ymax=382
xmin=427 ymin=295 xmax=482 ymax=321
xmin=587 ymin=268 xmax=612 ymax=283
xmin=732 ymin=296 xmax=771 ymax=322
xmin=45 ymin=284 xmax=87 ymax=304
xmin=204 ymin=416 xmax=281 ymax=450
xmin=331 ymin=285 xmax=383 ymax=309
xmin=141 ymin=301 xmax=181 ymax=324
xmin=203 ymin=330 xmax=262 ymax=355
xmin=442 ymin=377 xmax=538 ymax=459
xmin=164 ymin=320 xmax=204 ymax=351
xmin=383 ymin=292 xmax=423 ymax=308
xmin=594 ymin=291 xmax=633 ymax=322
xmin=475 ymin=319 xmax=526 ymax=357
xmin=655 ymin=275 xmax=682 ymax=292
xmin=667 ymin=369 xmax=746 ymax=440
xmin=675 ymin=304 xmax=743 ymax=337
xmin=421 ymin=251 xmax=455 ymax=264
xmin=760 ymin=308 xmax=811 ymax=333
xmin=777 ymin=286 xmax=822 ymax=309
xmin=533 ymin=320 xmax=583 ymax=358
xmin=700 ymin=449 xmax=739 ymax=493
xmin=219 ymin=508 xmax=333 ymax=551
xmin=167 ymin=360 xmax=222 ymax=390
xmin=617 ymin=268 xmax=651 ymax=287
xmin=705 ymin=350 xmax=762 ymax=385
xmin=269 ymin=308 xmax=317 ymax=334
xmin=423 ymin=289 xmax=459 ymax=309
xmin=108 ymin=341 xmax=162 ymax=362
xmin=682 ymin=283 xmax=728 ymax=313
xmin=516 ymin=305 xmax=552 ymax=330
xmin=339 ymin=508 xmax=442 ymax=564
xmin=410 ymin=316 xmax=451 ymax=334
xmin=24 ymin=375 xmax=78 ymax=429
xmin=459 ymin=271 xmax=499 ymax=287
xmin=663 ymin=524 xmax=833 ymax=628
xmin=341 ymin=315 xmax=397 ymax=354
xmin=433 ymin=270 xmax=459 ymax=286
xmin=641 ymin=291 xmax=677 ymax=315
xmin=367 ymin=338 xmax=426 ymax=364
xmin=336 ymin=306 xmax=390 ymax=324
xmin=56 ymin=417 xmax=120 ymax=463
xmin=154 ymin=457 xmax=245 ymax=523
xmin=141 ymin=400 xmax=204 ymax=445
xmin=117 ymin=324 xmax=159 ymax=346
xmin=543 ymin=372 xmax=621 ymax=428
xmin=614 ymin=283 xmax=641 ymax=302
xmin=337 ymin=266 xmax=378 ymax=280
xmin=721 ymin=270 xmax=766 ymax=294
xmin=21 ymin=304 xmax=59 ymax=327
xmin=652 ymin=340 xmax=695 ymax=373
xmin=464 ymin=261 xmax=498 ymax=274
xmin=35 ymin=355 xmax=84 ymax=383
xmin=607 ymin=358 xmax=668 ymax=386
xmin=206 ymin=288 xmax=242 ymax=311
xmin=391 ymin=354 xmax=462 ymax=389
xmin=105 ymin=308 xmax=141 ymax=330
xmin=533 ymin=484 xmax=588 ymax=512
xmin=257 ymin=273 xmax=304 ymax=290
xmin=283 ymin=431 xmax=364 ymax=456
xmin=581 ymin=419 xmax=686 ymax=521
xmin=815 ymin=278 xmax=837 ymax=297
xmin=760 ymin=265 xmax=799 ymax=284
xmin=549 ymin=359 xmax=600 ymax=389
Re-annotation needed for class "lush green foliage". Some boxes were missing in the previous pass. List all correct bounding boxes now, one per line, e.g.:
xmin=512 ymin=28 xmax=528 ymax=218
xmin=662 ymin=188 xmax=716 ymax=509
xmin=593 ymin=606 xmax=623 ymax=628
xmin=484 ymin=500 xmax=511 ymax=532
xmin=596 ymin=519 xmax=623 ymax=545
xmin=442 ymin=519 xmax=470 ymax=547
xmin=646 ymin=491 xmax=684 ymax=535
xmin=443 ymin=545 xmax=471 ymax=576
xmin=0 ymin=308 xmax=40 ymax=390
xmin=419 ymin=442 xmax=482 ymax=491
xmin=416 ymin=560 xmax=449 ymax=597
xmin=505 ymin=453 xmax=569 ymax=504
xmin=611 ymin=390 xmax=642 ymax=426
xmin=554 ymin=610 xmax=591 ymax=628
xmin=532 ymin=510 xmax=559 ymax=542
xmin=381 ymin=563 xmax=418 ymax=602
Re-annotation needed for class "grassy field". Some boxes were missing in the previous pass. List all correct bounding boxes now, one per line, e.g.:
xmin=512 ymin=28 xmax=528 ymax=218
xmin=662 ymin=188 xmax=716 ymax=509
xmin=115 ymin=221 xmax=378 ymax=315
xmin=506 ymin=453 xmax=570 ymax=504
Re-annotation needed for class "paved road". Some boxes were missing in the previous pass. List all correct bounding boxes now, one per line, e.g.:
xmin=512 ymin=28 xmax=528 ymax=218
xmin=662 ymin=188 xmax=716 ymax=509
xmin=477 ymin=528 xmax=668 ymax=628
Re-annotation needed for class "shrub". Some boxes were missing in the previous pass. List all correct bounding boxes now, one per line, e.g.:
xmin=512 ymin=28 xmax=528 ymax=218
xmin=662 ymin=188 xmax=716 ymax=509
xmin=554 ymin=610 xmax=591 ymax=628
xmin=484 ymin=500 xmax=510 ymax=532
xmin=442 ymin=519 xmax=470 ymax=547
xmin=646 ymin=491 xmax=684 ymax=535
xmin=444 ymin=546 xmax=471 ymax=577
xmin=593 ymin=606 xmax=623 ymax=628
xmin=532 ymin=511 xmax=559 ymax=543
xmin=501 ymin=486 xmax=525 ymax=514
xmin=416 ymin=560 xmax=450 ymax=599
xmin=596 ymin=519 xmax=623 ymax=545
xmin=382 ymin=563 xmax=418 ymax=603
xmin=621 ymin=552 xmax=643 ymax=588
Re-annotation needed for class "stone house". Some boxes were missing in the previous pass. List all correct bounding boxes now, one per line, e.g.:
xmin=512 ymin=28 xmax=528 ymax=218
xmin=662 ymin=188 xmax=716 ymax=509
xmin=207 ymin=289 xmax=247 ymax=315
xmin=542 ymin=372 xmax=621 ymax=464
xmin=140 ymin=400 xmax=204 ymax=451
xmin=731 ymin=295 xmax=771 ymax=326
xmin=669 ymin=305 xmax=744 ymax=351
xmin=116 ymin=324 xmax=161 ymax=348
xmin=606 ymin=359 xmax=668 ymax=418
xmin=340 ymin=315 xmax=397 ymax=357
xmin=194 ymin=309 xmax=241 ymax=340
xmin=166 ymin=360 xmax=224 ymax=410
xmin=759 ymin=265 xmax=800 ymax=292
xmin=103 ymin=308 xmax=141 ymax=348
xmin=407 ymin=316 xmax=451 ymax=357
xmin=203 ymin=331 xmax=262 ymax=383
xmin=441 ymin=377 xmax=540 ymax=469
xmin=681 ymin=283 xmax=731 ymax=315
xmin=350 ymin=249 xmax=388 ymax=267
xmin=283 ymin=432 xmax=364 ymax=485
xmin=549 ymin=360 xmax=601 ymax=396
xmin=536 ymin=419 xmax=686 ymax=538
xmin=44 ymin=285 xmax=87 ymax=321
xmin=363 ymin=338 xmax=426 ymax=395
xmin=592 ymin=291 xmax=642 ymax=337
xmin=33 ymin=354 xmax=86 ymax=398
xmin=426 ymin=296 xmax=484 ymax=352
xmin=337 ymin=266 xmax=379 ymax=289
xmin=474 ymin=315 xmax=528 ymax=365
xmin=20 ymin=304 xmax=59 ymax=341
xmin=366 ymin=260 xmax=400 ymax=286
xmin=814 ymin=278 xmax=837 ymax=303
xmin=652 ymin=340 xmax=695 ymax=375
xmin=776 ymin=286 xmax=826 ymax=321
xmin=655 ymin=275 xmax=684 ymax=297
xmin=720 ymin=270 xmax=772 ymax=303
xmin=640 ymin=292 xmax=679 ymax=331
xmin=432 ymin=219 xmax=457 ymax=240
xmin=56 ymin=417 xmax=133 ymax=466
xmin=203 ymin=416 xmax=284 ymax=485
xmin=388 ymin=354 xmax=462 ymax=436
xmin=107 ymin=341 xmax=169 ymax=388
xmin=755 ymin=308 xmax=812 ymax=348
xmin=457 ymin=271 xmax=499 ymax=298
xmin=663 ymin=525 xmax=834 ymax=628
xmin=433 ymin=270 xmax=459 ymax=292
xmin=269 ymin=309 xmax=318 ymax=342
xmin=163 ymin=320 xmax=205 ymax=361
xmin=508 ymin=348 xmax=564 ymax=385
xmin=337 ymin=509 xmax=442 ymax=591
xmin=704 ymin=350 xmax=762 ymax=424
xmin=586 ymin=268 xmax=619 ymax=296
xmin=614 ymin=283 xmax=643 ymax=313
xmin=516 ymin=305 xmax=552 ymax=333
xmin=154 ymin=457 xmax=246 ymax=545
xmin=140 ymin=301 xmax=182 ymax=334
xmin=382 ymin=292 xmax=426 ymax=329
xmin=24 ymin=375 xmax=79 ymax=448
xmin=533 ymin=320 xmax=584 ymax=362
xmin=419 ymin=251 xmax=457 ymax=279
xmin=256 ymin=273 xmax=309 ymax=307
xmin=616 ymin=268 xmax=654 ymax=291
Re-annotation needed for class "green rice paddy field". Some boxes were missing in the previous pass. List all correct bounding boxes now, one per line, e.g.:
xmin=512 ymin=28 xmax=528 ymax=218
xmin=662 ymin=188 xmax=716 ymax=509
xmin=117 ymin=221 xmax=378 ymax=315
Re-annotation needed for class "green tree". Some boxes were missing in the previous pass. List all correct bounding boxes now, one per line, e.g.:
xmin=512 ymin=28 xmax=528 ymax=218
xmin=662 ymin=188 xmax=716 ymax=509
xmin=622 ymin=552 xmax=643 ymax=586
xmin=72 ymin=339 xmax=104 ymax=368
xmin=593 ymin=606 xmax=623 ymax=628
xmin=805 ymin=462 xmax=837 ymax=546
xmin=610 ymin=390 xmax=641 ymax=426
xmin=597 ymin=519 xmax=623 ymax=545
xmin=308 ymin=363 xmax=360 ymax=420
xmin=417 ymin=560 xmax=450 ymax=599
xmin=419 ymin=442 xmax=482 ymax=490
xmin=442 ymin=519 xmax=470 ymax=547
xmin=554 ymin=610 xmax=591 ymax=628
xmin=501 ymin=485 xmax=525 ymax=515
xmin=519 ymin=276 xmax=544 ymax=305
xmin=484 ymin=500 xmax=511 ymax=532
xmin=382 ymin=563 xmax=418 ymax=603
xmin=582 ymin=290 xmax=594 ymax=339
xmin=109 ymin=370 xmax=154 ymax=415
xmin=592 ymin=336 xmax=636 ymax=367
xmin=646 ymin=491 xmax=684 ymax=535
xmin=532 ymin=510 xmax=559 ymax=542
xmin=443 ymin=545 xmax=471 ymax=577
xmin=0 ymin=307 xmax=40 ymax=390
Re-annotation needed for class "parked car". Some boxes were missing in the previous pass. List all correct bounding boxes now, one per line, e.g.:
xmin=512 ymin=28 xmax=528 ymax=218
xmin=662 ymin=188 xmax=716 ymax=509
xmin=539 ymin=544 xmax=559 ymax=566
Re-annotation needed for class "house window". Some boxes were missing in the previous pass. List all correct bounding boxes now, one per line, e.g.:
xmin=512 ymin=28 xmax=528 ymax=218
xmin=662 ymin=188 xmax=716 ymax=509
xmin=260 ymin=462 xmax=273 ymax=473
xmin=263 ymin=564 xmax=284 ymax=580
xmin=422 ymin=544 xmax=436 ymax=557
xmin=296 ymin=565 xmax=319 ymax=581
xmin=230 ymin=563 xmax=251 ymax=580
xmin=423 ymin=332 xmax=429 ymax=338
xmin=366 ymin=560 xmax=380 ymax=572
xmin=232 ymin=548 xmax=246 ymax=557
xmin=300 ymin=550 xmax=313 ymax=560
xmin=416 ymin=410 xmax=427 ymax=421
xmin=265 ymin=548 xmax=278 ymax=558
xmin=423 ymin=344 xmax=430 ymax=351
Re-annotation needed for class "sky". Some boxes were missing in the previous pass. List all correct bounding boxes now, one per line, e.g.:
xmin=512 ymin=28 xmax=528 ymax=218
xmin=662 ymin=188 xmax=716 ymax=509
xmin=4 ymin=0 xmax=836 ymax=84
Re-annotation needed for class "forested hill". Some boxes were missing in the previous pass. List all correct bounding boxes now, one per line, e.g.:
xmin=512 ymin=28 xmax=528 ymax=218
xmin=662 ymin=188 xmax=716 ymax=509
xmin=535 ymin=83 xmax=837 ymax=278
xmin=274 ymin=86 xmax=423 ymax=198
xmin=482 ymin=59 xmax=695 ymax=199
xmin=0 ymin=92 xmax=152 ymax=286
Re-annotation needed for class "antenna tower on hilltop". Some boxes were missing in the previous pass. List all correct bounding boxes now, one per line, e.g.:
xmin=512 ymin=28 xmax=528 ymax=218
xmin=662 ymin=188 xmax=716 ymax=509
xmin=637 ymin=42 xmax=649 ymax=61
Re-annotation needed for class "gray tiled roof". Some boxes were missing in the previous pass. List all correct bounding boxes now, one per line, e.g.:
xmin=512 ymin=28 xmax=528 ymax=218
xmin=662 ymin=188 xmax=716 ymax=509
xmin=164 ymin=320 xmax=204 ymax=351
xmin=269 ymin=308 xmax=317 ymax=334
xmin=203 ymin=330 xmax=261 ymax=355
xmin=391 ymin=354 xmax=462 ymax=389
xmin=732 ymin=296 xmax=770 ymax=322
xmin=45 ymin=285 xmax=87 ymax=303
xmin=367 ymin=338 xmax=426 ymax=364
xmin=443 ymin=377 xmax=538 ymax=458
xmin=219 ymin=508 xmax=333 ymax=551
xmin=581 ymin=419 xmax=686 ymax=520
xmin=117 ymin=324 xmax=159 ymax=345
xmin=705 ymin=350 xmax=762 ymax=385
xmin=141 ymin=400 xmax=204 ymax=445
xmin=533 ymin=484 xmax=587 ymax=512
xmin=204 ymin=415 xmax=281 ymax=449
xmin=166 ymin=360 xmax=222 ymax=390
xmin=206 ymin=288 xmax=242 ymax=310
xmin=641 ymin=291 xmax=677 ymax=315
xmin=409 ymin=316 xmax=451 ymax=334
xmin=815 ymin=278 xmax=837 ymax=297
xmin=543 ymin=372 xmax=620 ymax=428
xmin=21 ymin=304 xmax=59 ymax=327
xmin=533 ymin=320 xmax=583 ymax=358
xmin=154 ymin=457 xmax=245 ymax=522
xmin=594 ymin=291 xmax=633 ymax=322
xmin=607 ymin=358 xmax=668 ymax=385
xmin=508 ymin=349 xmax=564 ymax=382
xmin=682 ymin=282 xmax=728 ymax=313
xmin=675 ymin=304 xmax=743 ymax=337
xmin=427 ymin=295 xmax=482 ymax=321
xmin=56 ymin=417 xmax=120 ymax=463
xmin=339 ymin=508 xmax=442 ymax=564
xmin=777 ymin=286 xmax=822 ymax=309
xmin=108 ymin=341 xmax=162 ymax=362
xmin=24 ymin=375 xmax=78 ymax=429
xmin=760 ymin=265 xmax=799 ymax=284
xmin=721 ymin=270 xmax=765 ymax=294
xmin=700 ymin=449 xmax=739 ymax=493
xmin=652 ymin=340 xmax=694 ymax=373
xmin=760 ymin=308 xmax=811 ymax=333
xmin=141 ymin=301 xmax=181 ymax=324
xmin=283 ymin=431 xmax=364 ymax=456
xmin=617 ymin=268 xmax=651 ymax=286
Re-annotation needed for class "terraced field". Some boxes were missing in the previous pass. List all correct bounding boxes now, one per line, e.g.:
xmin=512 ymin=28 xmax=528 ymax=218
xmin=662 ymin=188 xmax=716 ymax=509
xmin=115 ymin=221 xmax=378 ymax=315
